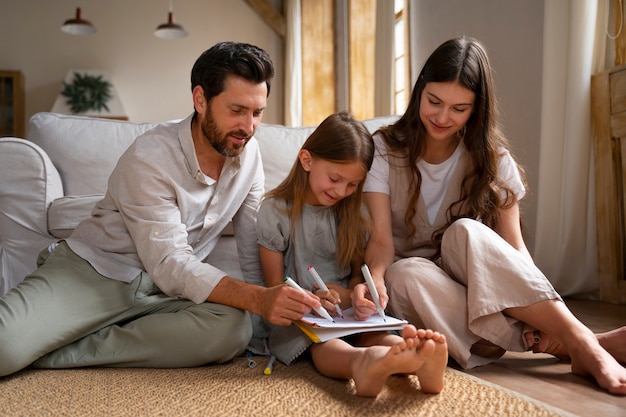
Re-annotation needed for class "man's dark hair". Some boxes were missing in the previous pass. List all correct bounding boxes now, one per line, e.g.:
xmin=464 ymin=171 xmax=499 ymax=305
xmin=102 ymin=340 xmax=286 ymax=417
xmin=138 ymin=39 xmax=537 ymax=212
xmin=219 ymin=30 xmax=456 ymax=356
xmin=191 ymin=41 xmax=274 ymax=106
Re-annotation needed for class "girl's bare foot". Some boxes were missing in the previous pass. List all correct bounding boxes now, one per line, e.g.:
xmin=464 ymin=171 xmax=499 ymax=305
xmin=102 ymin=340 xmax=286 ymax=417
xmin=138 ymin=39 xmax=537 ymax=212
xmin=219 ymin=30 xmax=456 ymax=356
xmin=351 ymin=325 xmax=434 ymax=397
xmin=414 ymin=329 xmax=448 ymax=394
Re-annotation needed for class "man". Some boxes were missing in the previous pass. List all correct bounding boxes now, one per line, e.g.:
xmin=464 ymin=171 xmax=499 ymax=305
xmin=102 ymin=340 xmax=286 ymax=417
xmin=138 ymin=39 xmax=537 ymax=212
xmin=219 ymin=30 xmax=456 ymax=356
xmin=0 ymin=41 xmax=320 ymax=377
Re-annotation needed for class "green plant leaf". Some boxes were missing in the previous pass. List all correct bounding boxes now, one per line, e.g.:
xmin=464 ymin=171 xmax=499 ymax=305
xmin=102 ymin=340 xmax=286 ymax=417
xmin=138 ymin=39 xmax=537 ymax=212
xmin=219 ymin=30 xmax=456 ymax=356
xmin=61 ymin=72 xmax=112 ymax=114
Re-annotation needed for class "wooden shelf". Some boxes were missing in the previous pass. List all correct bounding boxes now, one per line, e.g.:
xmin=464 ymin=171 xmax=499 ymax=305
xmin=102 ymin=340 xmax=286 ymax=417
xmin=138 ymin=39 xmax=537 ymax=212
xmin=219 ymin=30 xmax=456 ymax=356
xmin=0 ymin=70 xmax=25 ymax=138
xmin=591 ymin=63 xmax=626 ymax=304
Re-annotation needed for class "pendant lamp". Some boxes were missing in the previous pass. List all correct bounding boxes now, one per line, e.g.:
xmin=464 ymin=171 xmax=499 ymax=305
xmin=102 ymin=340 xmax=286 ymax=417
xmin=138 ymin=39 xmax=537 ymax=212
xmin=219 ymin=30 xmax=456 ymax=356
xmin=61 ymin=7 xmax=96 ymax=36
xmin=155 ymin=0 xmax=188 ymax=39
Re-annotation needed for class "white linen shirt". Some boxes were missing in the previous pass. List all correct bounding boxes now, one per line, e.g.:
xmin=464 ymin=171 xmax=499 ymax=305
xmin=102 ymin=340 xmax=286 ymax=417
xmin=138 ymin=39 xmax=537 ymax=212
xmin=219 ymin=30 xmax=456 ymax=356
xmin=67 ymin=114 xmax=264 ymax=304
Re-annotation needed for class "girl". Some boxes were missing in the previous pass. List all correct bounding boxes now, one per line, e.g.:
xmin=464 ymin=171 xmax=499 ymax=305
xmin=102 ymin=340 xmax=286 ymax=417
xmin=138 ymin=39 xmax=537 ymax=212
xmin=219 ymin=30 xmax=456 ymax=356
xmin=256 ymin=111 xmax=448 ymax=397
xmin=355 ymin=36 xmax=626 ymax=395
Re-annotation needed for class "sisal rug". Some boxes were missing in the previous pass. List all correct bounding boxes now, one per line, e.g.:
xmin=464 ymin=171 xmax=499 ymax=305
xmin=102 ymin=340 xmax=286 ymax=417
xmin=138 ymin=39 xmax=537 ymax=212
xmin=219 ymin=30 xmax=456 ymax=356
xmin=1 ymin=357 xmax=570 ymax=416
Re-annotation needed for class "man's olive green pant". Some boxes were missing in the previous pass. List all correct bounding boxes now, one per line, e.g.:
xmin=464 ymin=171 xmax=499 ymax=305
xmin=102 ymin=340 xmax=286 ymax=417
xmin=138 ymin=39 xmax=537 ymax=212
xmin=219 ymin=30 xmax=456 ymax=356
xmin=0 ymin=241 xmax=251 ymax=377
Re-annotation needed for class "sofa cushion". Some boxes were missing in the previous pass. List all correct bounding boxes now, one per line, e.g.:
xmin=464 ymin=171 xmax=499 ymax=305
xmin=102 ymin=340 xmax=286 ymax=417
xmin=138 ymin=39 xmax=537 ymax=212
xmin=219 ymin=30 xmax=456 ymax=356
xmin=254 ymin=123 xmax=315 ymax=191
xmin=48 ymin=195 xmax=103 ymax=238
xmin=28 ymin=113 xmax=157 ymax=196
xmin=33 ymin=114 xmax=399 ymax=243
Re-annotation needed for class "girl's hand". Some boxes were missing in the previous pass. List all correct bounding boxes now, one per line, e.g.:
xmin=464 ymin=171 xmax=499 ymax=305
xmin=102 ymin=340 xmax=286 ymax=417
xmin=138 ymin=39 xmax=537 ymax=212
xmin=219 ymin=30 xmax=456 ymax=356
xmin=313 ymin=287 xmax=343 ymax=317
xmin=325 ymin=284 xmax=354 ymax=309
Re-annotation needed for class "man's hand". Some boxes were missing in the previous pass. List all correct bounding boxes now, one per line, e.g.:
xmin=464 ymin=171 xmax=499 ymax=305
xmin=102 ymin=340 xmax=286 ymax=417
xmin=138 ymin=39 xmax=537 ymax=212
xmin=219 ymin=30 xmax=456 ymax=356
xmin=208 ymin=276 xmax=321 ymax=326
xmin=350 ymin=282 xmax=389 ymax=321
xmin=258 ymin=284 xmax=322 ymax=326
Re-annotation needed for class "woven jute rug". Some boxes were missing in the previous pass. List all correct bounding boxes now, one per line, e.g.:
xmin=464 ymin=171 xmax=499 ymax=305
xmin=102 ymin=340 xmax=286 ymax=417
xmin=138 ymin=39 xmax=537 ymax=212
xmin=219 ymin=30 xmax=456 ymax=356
xmin=1 ymin=357 xmax=570 ymax=416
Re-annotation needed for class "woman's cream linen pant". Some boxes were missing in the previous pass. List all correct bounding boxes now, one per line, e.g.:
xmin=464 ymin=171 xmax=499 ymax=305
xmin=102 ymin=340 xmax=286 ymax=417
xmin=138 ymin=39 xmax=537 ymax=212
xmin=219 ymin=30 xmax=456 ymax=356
xmin=0 ymin=241 xmax=251 ymax=377
xmin=386 ymin=218 xmax=561 ymax=369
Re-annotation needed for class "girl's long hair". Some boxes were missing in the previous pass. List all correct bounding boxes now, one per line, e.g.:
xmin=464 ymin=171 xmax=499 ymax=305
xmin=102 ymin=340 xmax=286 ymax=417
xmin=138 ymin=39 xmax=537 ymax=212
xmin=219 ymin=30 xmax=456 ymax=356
xmin=265 ymin=111 xmax=374 ymax=266
xmin=376 ymin=36 xmax=527 ymax=257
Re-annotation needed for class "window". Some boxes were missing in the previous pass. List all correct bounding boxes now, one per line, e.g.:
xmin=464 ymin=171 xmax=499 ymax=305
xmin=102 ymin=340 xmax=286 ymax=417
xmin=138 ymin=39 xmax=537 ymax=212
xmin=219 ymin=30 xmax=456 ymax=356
xmin=393 ymin=0 xmax=410 ymax=115
xmin=300 ymin=0 xmax=409 ymax=124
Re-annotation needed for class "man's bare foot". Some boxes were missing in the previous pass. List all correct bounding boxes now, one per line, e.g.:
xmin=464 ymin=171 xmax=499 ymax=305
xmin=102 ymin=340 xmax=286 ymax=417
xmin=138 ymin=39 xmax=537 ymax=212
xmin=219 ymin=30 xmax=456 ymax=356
xmin=351 ymin=325 xmax=434 ymax=397
xmin=597 ymin=326 xmax=626 ymax=364
xmin=569 ymin=332 xmax=626 ymax=395
xmin=414 ymin=329 xmax=447 ymax=394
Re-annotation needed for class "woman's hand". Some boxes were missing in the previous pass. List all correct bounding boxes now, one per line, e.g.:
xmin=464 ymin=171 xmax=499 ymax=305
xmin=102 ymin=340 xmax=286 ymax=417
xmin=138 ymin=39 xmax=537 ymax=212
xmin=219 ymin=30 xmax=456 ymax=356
xmin=350 ymin=282 xmax=388 ymax=321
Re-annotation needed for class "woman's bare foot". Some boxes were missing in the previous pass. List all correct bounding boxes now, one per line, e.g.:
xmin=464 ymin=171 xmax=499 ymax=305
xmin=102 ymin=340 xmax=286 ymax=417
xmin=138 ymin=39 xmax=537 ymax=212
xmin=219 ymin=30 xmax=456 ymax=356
xmin=526 ymin=326 xmax=626 ymax=364
xmin=351 ymin=325 xmax=435 ymax=397
xmin=524 ymin=330 xmax=568 ymax=359
xmin=414 ymin=329 xmax=448 ymax=394
xmin=568 ymin=332 xmax=626 ymax=395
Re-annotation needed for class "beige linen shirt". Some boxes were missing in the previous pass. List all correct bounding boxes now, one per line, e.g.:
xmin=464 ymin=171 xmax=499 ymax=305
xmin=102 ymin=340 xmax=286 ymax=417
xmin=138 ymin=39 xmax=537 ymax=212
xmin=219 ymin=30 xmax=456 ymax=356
xmin=67 ymin=114 xmax=264 ymax=304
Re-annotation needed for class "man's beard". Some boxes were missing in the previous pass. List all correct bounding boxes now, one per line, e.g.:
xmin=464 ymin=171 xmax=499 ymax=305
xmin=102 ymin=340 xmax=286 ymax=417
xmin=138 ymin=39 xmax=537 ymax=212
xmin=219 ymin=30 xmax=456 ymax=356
xmin=201 ymin=111 xmax=251 ymax=157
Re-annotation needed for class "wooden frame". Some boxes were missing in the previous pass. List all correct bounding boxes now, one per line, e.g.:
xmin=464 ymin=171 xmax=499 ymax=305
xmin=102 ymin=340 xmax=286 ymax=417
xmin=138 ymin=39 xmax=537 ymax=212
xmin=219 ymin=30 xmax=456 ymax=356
xmin=0 ymin=70 xmax=25 ymax=138
xmin=591 ymin=64 xmax=626 ymax=304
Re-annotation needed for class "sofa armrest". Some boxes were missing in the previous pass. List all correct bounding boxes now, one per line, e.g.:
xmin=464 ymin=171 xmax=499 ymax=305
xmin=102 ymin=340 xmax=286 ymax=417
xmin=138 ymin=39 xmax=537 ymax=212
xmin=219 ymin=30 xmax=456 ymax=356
xmin=0 ymin=138 xmax=62 ymax=295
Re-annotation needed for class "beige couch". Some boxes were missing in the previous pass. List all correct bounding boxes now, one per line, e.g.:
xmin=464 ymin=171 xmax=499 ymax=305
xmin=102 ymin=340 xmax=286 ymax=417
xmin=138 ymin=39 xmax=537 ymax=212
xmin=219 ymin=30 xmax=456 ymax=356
xmin=0 ymin=112 xmax=397 ymax=295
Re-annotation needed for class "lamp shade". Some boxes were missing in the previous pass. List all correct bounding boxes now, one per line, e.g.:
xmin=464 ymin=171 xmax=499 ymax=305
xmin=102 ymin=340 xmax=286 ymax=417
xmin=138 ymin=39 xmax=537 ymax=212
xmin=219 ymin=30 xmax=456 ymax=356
xmin=154 ymin=11 xmax=187 ymax=39
xmin=61 ymin=7 xmax=96 ymax=36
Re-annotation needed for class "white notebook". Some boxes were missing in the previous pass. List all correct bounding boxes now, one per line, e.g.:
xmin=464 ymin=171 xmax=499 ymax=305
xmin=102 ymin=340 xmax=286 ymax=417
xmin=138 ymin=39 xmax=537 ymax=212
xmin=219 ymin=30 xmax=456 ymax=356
xmin=294 ymin=307 xmax=407 ymax=343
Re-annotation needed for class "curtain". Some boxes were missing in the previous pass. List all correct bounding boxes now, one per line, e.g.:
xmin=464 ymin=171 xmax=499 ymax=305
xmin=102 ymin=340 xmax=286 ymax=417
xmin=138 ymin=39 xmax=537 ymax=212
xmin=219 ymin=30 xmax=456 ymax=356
xmin=374 ymin=0 xmax=394 ymax=117
xmin=532 ymin=0 xmax=610 ymax=297
xmin=284 ymin=0 xmax=302 ymax=127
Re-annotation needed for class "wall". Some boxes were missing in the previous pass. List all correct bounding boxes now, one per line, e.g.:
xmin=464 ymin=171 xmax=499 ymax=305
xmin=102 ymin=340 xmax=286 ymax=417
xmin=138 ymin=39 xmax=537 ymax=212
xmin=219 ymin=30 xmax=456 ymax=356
xmin=0 ymin=0 xmax=284 ymax=125
xmin=410 ymin=0 xmax=544 ymax=252
xmin=1 ymin=0 xmax=545 ymax=253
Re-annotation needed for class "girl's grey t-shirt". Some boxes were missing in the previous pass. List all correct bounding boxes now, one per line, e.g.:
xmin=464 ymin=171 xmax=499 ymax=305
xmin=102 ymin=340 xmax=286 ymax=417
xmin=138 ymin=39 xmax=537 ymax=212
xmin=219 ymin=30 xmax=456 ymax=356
xmin=256 ymin=197 xmax=351 ymax=290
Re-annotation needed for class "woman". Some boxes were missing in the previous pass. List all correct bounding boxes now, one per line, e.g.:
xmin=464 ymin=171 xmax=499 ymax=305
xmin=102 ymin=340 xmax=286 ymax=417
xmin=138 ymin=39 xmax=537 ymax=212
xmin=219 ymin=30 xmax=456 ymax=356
xmin=351 ymin=36 xmax=626 ymax=395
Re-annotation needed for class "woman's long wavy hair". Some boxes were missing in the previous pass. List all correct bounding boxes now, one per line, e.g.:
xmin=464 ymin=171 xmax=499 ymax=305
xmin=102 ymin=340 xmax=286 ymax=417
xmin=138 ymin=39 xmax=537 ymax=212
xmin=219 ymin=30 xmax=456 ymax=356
xmin=265 ymin=111 xmax=374 ymax=267
xmin=376 ymin=36 xmax=527 ymax=258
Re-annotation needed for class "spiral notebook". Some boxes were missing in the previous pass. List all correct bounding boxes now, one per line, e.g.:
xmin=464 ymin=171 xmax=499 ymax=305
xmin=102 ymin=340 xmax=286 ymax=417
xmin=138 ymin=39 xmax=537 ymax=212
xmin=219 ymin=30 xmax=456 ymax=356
xmin=293 ymin=307 xmax=408 ymax=343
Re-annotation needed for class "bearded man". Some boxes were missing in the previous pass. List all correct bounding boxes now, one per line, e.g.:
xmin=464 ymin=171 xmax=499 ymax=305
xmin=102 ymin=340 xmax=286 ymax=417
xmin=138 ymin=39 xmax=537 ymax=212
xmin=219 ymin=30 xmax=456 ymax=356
xmin=0 ymin=42 xmax=322 ymax=377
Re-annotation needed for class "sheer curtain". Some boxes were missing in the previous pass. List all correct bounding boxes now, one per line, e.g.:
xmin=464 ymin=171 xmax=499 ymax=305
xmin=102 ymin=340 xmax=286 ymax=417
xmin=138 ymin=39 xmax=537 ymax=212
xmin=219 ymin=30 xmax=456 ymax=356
xmin=374 ymin=0 xmax=394 ymax=117
xmin=533 ymin=0 xmax=612 ymax=297
xmin=283 ymin=0 xmax=302 ymax=127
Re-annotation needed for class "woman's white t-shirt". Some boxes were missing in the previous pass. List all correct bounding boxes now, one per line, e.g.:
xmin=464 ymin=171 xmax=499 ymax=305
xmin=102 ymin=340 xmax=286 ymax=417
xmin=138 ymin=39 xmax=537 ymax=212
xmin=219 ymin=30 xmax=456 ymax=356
xmin=364 ymin=135 xmax=526 ymax=224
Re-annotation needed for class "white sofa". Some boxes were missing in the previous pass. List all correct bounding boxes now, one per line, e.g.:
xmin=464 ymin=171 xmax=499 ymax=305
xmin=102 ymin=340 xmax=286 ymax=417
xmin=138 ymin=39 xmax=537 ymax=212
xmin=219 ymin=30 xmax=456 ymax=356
xmin=0 ymin=112 xmax=397 ymax=295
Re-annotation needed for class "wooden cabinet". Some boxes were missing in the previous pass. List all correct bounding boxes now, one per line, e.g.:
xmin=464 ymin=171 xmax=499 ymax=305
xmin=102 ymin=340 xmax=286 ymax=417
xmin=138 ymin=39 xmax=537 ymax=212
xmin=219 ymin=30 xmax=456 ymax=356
xmin=591 ymin=64 xmax=626 ymax=304
xmin=0 ymin=70 xmax=25 ymax=138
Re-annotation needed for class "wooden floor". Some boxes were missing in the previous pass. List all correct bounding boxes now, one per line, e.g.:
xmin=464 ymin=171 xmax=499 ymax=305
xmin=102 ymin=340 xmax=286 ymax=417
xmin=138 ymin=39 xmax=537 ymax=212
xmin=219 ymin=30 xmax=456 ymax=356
xmin=461 ymin=299 xmax=626 ymax=416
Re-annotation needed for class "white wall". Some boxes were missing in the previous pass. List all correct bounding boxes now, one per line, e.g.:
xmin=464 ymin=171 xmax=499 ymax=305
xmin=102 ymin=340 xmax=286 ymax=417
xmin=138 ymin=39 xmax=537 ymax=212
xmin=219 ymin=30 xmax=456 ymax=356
xmin=0 ymin=0 xmax=284 ymax=125
xmin=1 ymin=0 xmax=546 ymax=253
